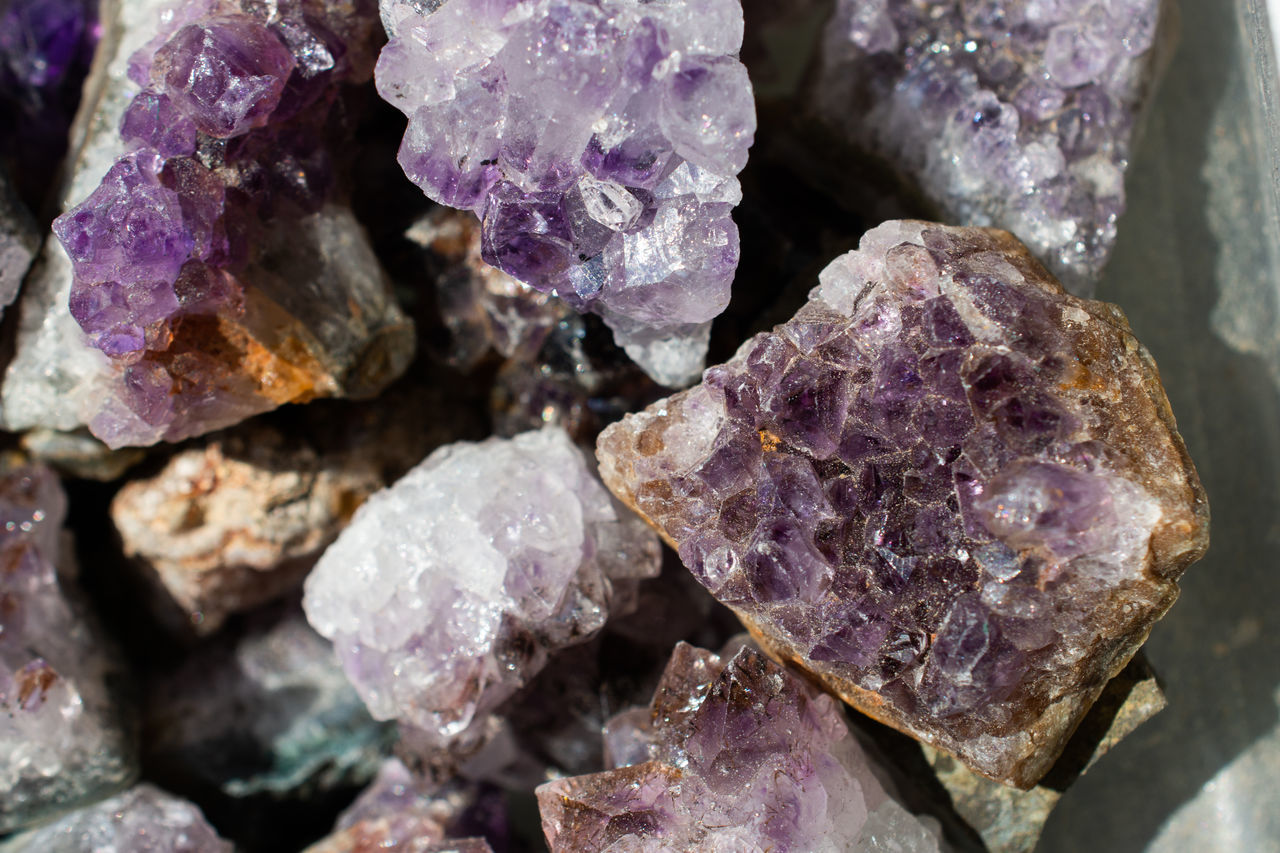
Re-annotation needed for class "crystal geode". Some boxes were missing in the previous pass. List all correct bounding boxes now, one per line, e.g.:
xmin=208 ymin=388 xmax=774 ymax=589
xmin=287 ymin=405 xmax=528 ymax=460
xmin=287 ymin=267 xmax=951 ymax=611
xmin=537 ymin=641 xmax=942 ymax=852
xmin=9 ymin=0 xmax=412 ymax=448
xmin=376 ymin=0 xmax=756 ymax=386
xmin=597 ymin=220 xmax=1209 ymax=787
xmin=814 ymin=0 xmax=1171 ymax=292
xmin=0 ymin=784 xmax=231 ymax=853
xmin=303 ymin=427 xmax=662 ymax=753
xmin=0 ymin=464 xmax=135 ymax=833
xmin=304 ymin=758 xmax=502 ymax=853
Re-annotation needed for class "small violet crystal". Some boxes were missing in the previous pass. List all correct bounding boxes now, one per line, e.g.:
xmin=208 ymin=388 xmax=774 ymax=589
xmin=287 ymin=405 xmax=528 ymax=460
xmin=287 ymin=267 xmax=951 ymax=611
xmin=596 ymin=221 xmax=1209 ymax=786
xmin=376 ymin=0 xmax=757 ymax=386
xmin=303 ymin=427 xmax=662 ymax=753
xmin=537 ymin=641 xmax=942 ymax=852
xmin=815 ymin=0 xmax=1169 ymax=291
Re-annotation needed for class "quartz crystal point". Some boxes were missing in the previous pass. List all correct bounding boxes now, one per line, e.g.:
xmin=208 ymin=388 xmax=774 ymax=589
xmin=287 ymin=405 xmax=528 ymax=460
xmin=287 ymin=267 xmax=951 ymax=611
xmin=0 ymin=784 xmax=231 ymax=853
xmin=0 ymin=464 xmax=135 ymax=833
xmin=596 ymin=220 xmax=1209 ymax=787
xmin=536 ymin=641 xmax=942 ymax=852
xmin=304 ymin=427 xmax=662 ymax=752
xmin=7 ymin=0 xmax=412 ymax=448
xmin=145 ymin=603 xmax=393 ymax=800
xmin=814 ymin=0 xmax=1171 ymax=292
xmin=376 ymin=0 xmax=757 ymax=386
xmin=303 ymin=758 xmax=501 ymax=853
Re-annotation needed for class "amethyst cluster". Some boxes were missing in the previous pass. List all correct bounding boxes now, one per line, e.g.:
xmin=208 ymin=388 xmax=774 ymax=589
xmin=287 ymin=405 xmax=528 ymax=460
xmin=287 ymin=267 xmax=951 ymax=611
xmin=377 ymin=0 xmax=756 ymax=386
xmin=537 ymin=641 xmax=942 ymax=852
xmin=816 ymin=0 xmax=1169 ymax=291
xmin=50 ymin=0 xmax=386 ymax=444
xmin=598 ymin=221 xmax=1208 ymax=786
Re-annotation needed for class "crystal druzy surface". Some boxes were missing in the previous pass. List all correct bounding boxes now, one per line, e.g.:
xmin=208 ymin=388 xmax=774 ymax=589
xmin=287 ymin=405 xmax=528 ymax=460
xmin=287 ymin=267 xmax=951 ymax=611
xmin=0 ymin=784 xmax=231 ymax=853
xmin=0 ymin=465 xmax=135 ymax=833
xmin=44 ymin=0 xmax=411 ymax=447
xmin=815 ymin=0 xmax=1169 ymax=292
xmin=597 ymin=220 xmax=1209 ymax=786
xmin=536 ymin=641 xmax=941 ymax=852
xmin=377 ymin=0 xmax=756 ymax=386
xmin=304 ymin=427 xmax=662 ymax=752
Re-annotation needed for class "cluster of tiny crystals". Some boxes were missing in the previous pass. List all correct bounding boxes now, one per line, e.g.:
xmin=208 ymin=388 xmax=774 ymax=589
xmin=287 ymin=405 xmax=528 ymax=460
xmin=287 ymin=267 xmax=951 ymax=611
xmin=376 ymin=0 xmax=756 ymax=385
xmin=0 ymin=464 xmax=128 ymax=831
xmin=598 ymin=220 xmax=1205 ymax=782
xmin=51 ymin=0 xmax=378 ymax=439
xmin=303 ymin=427 xmax=661 ymax=750
xmin=537 ymin=642 xmax=941 ymax=852
xmin=0 ymin=785 xmax=230 ymax=853
xmin=820 ymin=0 xmax=1163 ymax=292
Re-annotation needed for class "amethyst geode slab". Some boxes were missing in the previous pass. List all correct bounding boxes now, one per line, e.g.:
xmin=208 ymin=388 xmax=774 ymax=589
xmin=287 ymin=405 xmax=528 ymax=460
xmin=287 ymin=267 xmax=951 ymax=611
xmin=376 ymin=0 xmax=755 ymax=386
xmin=814 ymin=0 xmax=1171 ymax=293
xmin=537 ymin=641 xmax=942 ymax=851
xmin=597 ymin=220 xmax=1209 ymax=787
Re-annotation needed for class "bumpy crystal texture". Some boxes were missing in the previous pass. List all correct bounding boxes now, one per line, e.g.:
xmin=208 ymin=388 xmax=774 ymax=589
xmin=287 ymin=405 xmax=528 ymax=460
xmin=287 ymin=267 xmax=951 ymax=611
xmin=597 ymin=221 xmax=1209 ymax=786
xmin=815 ymin=0 xmax=1169 ymax=292
xmin=37 ymin=0 xmax=411 ymax=447
xmin=0 ymin=464 xmax=135 ymax=833
xmin=304 ymin=427 xmax=662 ymax=752
xmin=145 ymin=603 xmax=393 ymax=800
xmin=537 ymin=641 xmax=942 ymax=852
xmin=0 ymin=784 xmax=231 ymax=853
xmin=377 ymin=0 xmax=756 ymax=386
xmin=0 ymin=171 xmax=37 ymax=315
xmin=304 ymin=758 xmax=500 ymax=853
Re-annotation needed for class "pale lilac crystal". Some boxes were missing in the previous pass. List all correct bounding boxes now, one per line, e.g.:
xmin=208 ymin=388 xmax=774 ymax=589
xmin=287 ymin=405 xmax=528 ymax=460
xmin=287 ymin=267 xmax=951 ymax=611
xmin=536 ymin=641 xmax=942 ymax=852
xmin=596 ymin=221 xmax=1209 ymax=786
xmin=376 ymin=0 xmax=756 ymax=385
xmin=48 ymin=0 xmax=411 ymax=447
xmin=303 ymin=427 xmax=662 ymax=753
xmin=0 ymin=784 xmax=231 ymax=853
xmin=815 ymin=0 xmax=1169 ymax=292
xmin=0 ymin=464 xmax=135 ymax=833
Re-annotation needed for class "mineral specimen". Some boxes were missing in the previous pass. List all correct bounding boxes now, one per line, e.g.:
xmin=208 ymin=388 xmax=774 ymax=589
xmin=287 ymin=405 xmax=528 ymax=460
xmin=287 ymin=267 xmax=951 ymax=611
xmin=814 ymin=0 xmax=1171 ymax=292
xmin=4 ymin=0 xmax=412 ymax=448
xmin=537 ymin=641 xmax=942 ymax=851
xmin=0 ymin=464 xmax=136 ymax=833
xmin=376 ymin=0 xmax=757 ymax=386
xmin=304 ymin=427 xmax=662 ymax=754
xmin=596 ymin=220 xmax=1209 ymax=787
xmin=111 ymin=385 xmax=478 ymax=635
xmin=0 ymin=784 xmax=231 ymax=853
xmin=0 ymin=170 xmax=36 ymax=314
xmin=303 ymin=758 xmax=502 ymax=853
xmin=145 ymin=602 xmax=393 ymax=801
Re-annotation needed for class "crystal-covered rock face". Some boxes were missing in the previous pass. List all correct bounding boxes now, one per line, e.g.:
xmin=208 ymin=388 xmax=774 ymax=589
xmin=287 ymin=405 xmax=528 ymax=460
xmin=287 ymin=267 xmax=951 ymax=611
xmin=0 ymin=784 xmax=231 ymax=853
xmin=537 ymin=641 xmax=942 ymax=852
xmin=23 ymin=0 xmax=412 ymax=448
xmin=145 ymin=603 xmax=393 ymax=801
xmin=303 ymin=758 xmax=501 ymax=853
xmin=597 ymin=220 xmax=1209 ymax=787
xmin=0 ymin=171 xmax=37 ymax=315
xmin=814 ymin=0 xmax=1170 ymax=293
xmin=304 ymin=427 xmax=662 ymax=752
xmin=0 ymin=464 xmax=136 ymax=833
xmin=376 ymin=0 xmax=756 ymax=386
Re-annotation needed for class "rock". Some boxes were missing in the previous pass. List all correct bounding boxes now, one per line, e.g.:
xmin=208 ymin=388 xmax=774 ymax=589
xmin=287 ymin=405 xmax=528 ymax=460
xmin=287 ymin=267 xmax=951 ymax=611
xmin=536 ymin=641 xmax=943 ymax=851
xmin=303 ymin=427 xmax=662 ymax=756
xmin=376 ymin=0 xmax=756 ymax=386
xmin=0 ymin=784 xmax=231 ymax=852
xmin=596 ymin=220 xmax=1208 ymax=787
xmin=0 ymin=463 xmax=136 ymax=833
xmin=0 ymin=172 xmax=37 ymax=315
xmin=813 ymin=0 xmax=1173 ymax=292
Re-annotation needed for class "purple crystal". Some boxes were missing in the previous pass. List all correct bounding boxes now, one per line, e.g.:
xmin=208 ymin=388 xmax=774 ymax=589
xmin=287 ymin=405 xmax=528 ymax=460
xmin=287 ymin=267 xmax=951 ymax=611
xmin=596 ymin=221 xmax=1209 ymax=786
xmin=376 ymin=0 xmax=756 ymax=385
xmin=815 ymin=0 xmax=1170 ymax=292
xmin=536 ymin=641 xmax=942 ymax=851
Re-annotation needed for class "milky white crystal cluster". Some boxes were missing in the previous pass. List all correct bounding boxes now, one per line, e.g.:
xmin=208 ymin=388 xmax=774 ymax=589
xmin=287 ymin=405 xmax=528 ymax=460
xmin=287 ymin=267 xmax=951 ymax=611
xmin=304 ymin=427 xmax=661 ymax=749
